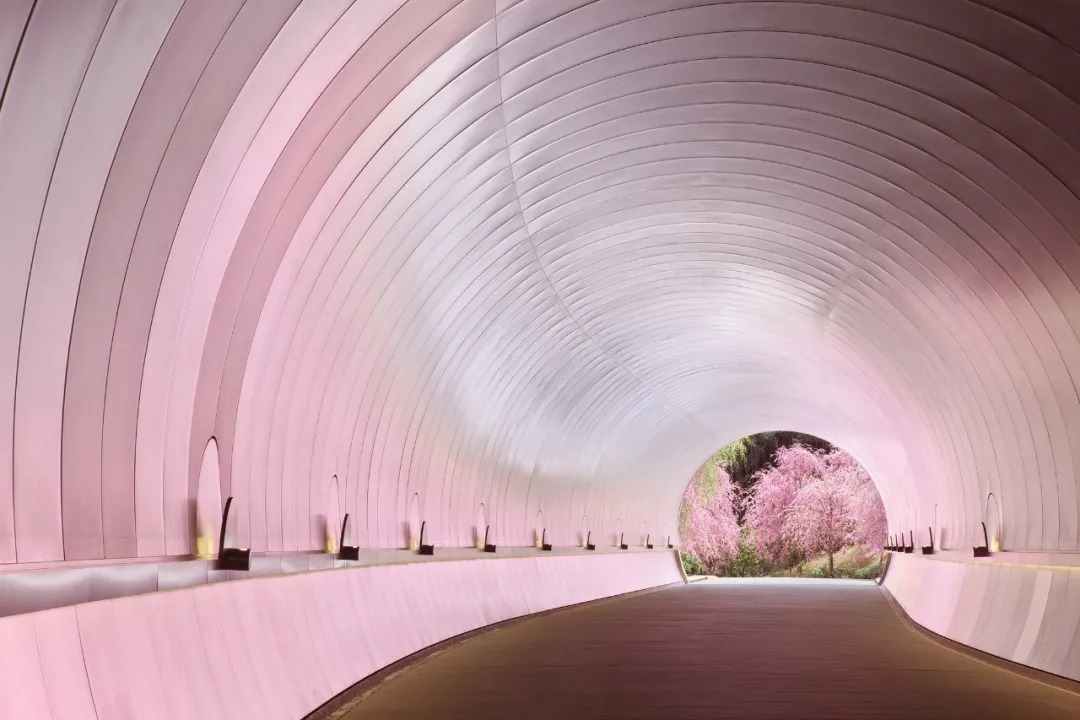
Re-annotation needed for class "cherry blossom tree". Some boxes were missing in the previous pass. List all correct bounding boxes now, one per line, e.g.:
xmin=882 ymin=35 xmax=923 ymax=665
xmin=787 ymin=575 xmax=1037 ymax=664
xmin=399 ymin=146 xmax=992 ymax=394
xmin=744 ymin=444 xmax=886 ymax=575
xmin=829 ymin=450 xmax=887 ymax=553
xmin=678 ymin=457 xmax=740 ymax=572
xmin=743 ymin=444 xmax=825 ymax=564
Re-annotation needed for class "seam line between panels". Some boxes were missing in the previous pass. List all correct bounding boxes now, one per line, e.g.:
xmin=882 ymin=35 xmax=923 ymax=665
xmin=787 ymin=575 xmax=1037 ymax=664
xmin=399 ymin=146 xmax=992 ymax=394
xmin=109 ymin=1 xmax=246 ymax=561
xmin=0 ymin=0 xmax=36 ymax=115
xmin=73 ymin=608 xmax=103 ymax=719
xmin=490 ymin=6 xmax=717 ymax=444
xmin=65 ymin=0 xmax=187 ymax=565
xmin=13 ymin=0 xmax=118 ymax=563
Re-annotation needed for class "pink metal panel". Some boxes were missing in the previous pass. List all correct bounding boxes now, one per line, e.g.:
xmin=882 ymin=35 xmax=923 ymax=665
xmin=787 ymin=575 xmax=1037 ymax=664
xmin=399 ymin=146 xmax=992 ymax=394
xmin=885 ymin=554 xmax=1080 ymax=682
xmin=158 ymin=592 xmax=227 ymax=720
xmin=65 ymin=0 xmax=246 ymax=561
xmin=196 ymin=583 xmax=274 ymax=718
xmin=2 ymin=0 xmax=1080 ymax=705
xmin=41 ymin=0 xmax=185 ymax=562
xmin=32 ymin=608 xmax=97 ymax=720
xmin=75 ymin=600 xmax=135 ymax=719
xmin=0 ymin=552 xmax=668 ymax=719
xmin=0 ymin=613 xmax=53 ymax=718
xmin=0 ymin=0 xmax=34 ymax=566
xmin=1 ymin=0 xmax=114 ymax=563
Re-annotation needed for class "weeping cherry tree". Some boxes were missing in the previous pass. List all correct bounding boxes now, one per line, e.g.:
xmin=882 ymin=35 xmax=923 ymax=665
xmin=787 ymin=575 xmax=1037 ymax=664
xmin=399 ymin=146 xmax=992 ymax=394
xmin=745 ymin=445 xmax=886 ymax=576
xmin=678 ymin=453 xmax=740 ymax=572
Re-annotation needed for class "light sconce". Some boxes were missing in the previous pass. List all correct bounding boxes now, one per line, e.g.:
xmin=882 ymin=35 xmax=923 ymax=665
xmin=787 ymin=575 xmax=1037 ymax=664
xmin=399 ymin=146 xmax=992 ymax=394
xmin=977 ymin=492 xmax=1002 ymax=554
xmin=904 ymin=530 xmax=914 ymax=553
xmin=585 ymin=531 xmax=596 ymax=551
xmin=619 ymin=532 xmax=629 ymax=550
xmin=418 ymin=520 xmax=435 ymax=556
xmin=645 ymin=534 xmax=654 ymax=549
xmin=666 ymin=535 xmax=674 ymax=549
xmin=973 ymin=521 xmax=991 ymax=558
xmin=482 ymin=525 xmax=497 ymax=553
xmin=921 ymin=527 xmax=934 ymax=555
xmin=216 ymin=496 xmax=251 ymax=571
xmin=338 ymin=513 xmax=360 ymax=561
xmin=540 ymin=528 xmax=553 ymax=551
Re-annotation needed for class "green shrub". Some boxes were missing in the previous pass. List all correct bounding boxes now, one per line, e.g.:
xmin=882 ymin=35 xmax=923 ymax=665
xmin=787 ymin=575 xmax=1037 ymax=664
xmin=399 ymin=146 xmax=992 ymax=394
xmin=680 ymin=551 xmax=709 ymax=576
xmin=681 ymin=542 xmax=883 ymax=580
xmin=717 ymin=535 xmax=772 ymax=577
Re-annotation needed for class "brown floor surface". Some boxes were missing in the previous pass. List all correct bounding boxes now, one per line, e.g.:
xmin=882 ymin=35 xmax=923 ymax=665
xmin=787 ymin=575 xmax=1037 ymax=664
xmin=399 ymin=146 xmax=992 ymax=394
xmin=343 ymin=578 xmax=1079 ymax=719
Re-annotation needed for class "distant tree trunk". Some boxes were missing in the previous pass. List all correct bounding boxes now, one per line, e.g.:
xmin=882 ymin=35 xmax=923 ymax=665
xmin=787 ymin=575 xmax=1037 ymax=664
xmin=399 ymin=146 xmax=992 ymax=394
xmin=827 ymin=551 xmax=834 ymax=577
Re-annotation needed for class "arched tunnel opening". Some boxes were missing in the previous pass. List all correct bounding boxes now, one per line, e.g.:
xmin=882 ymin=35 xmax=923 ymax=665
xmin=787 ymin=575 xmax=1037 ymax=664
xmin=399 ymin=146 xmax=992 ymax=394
xmin=677 ymin=432 xmax=889 ymax=580
xmin=1 ymin=1 xmax=1079 ymax=717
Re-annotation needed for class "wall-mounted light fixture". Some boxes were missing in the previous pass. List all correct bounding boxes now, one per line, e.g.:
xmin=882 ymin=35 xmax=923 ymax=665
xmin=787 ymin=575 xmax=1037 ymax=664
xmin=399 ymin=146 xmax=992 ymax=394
xmin=338 ymin=513 xmax=360 ymax=561
xmin=666 ymin=535 xmax=674 ymax=549
xmin=904 ymin=530 xmax=914 ymax=553
xmin=619 ymin=532 xmax=629 ymax=550
xmin=985 ymin=492 xmax=1001 ymax=552
xmin=216 ymin=496 xmax=251 ymax=571
xmin=645 ymin=534 xmax=654 ymax=550
xmin=973 ymin=521 xmax=991 ymax=557
xmin=483 ymin=525 xmax=497 ymax=553
xmin=933 ymin=504 xmax=941 ymax=551
xmin=540 ymin=528 xmax=553 ymax=551
xmin=921 ymin=527 xmax=934 ymax=555
xmin=585 ymin=531 xmax=596 ymax=551
xmin=418 ymin=520 xmax=435 ymax=556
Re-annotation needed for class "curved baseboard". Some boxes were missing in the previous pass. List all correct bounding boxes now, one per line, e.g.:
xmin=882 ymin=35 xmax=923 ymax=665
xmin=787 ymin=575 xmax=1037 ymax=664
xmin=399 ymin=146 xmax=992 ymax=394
xmin=883 ymin=553 xmax=1080 ymax=683
xmin=0 ymin=552 xmax=681 ymax=719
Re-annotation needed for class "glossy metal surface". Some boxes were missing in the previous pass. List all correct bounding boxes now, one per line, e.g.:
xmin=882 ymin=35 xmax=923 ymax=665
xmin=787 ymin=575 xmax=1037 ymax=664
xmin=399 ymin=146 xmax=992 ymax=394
xmin=2 ymin=0 xmax=1080 ymax=709
xmin=3 ymin=0 xmax=1078 ymax=562
xmin=0 ymin=551 xmax=679 ymax=719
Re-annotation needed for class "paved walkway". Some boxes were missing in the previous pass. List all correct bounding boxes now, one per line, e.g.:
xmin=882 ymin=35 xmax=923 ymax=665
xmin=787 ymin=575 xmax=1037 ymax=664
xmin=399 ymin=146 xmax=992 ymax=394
xmin=342 ymin=578 xmax=1079 ymax=719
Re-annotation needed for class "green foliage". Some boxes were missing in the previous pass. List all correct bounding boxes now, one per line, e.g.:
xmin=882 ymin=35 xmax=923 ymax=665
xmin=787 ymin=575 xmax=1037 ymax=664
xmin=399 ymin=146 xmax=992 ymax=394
xmin=680 ymin=551 xmax=709 ymax=576
xmin=681 ymin=541 xmax=882 ymax=580
xmin=712 ymin=438 xmax=751 ymax=481
xmin=681 ymin=531 xmax=777 ymax=577
xmin=679 ymin=449 xmax=736 ymax=540
xmin=777 ymin=545 xmax=883 ymax=579
xmin=717 ymin=533 xmax=772 ymax=577
xmin=680 ymin=432 xmax=884 ymax=581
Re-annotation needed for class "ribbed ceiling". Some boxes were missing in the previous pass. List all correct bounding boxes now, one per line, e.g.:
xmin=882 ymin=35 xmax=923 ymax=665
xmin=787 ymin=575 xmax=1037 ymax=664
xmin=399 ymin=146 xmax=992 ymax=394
xmin=1 ymin=0 xmax=1078 ymax=564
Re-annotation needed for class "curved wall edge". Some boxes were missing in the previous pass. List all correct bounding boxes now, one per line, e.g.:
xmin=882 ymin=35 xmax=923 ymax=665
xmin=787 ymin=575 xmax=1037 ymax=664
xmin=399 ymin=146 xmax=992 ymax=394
xmin=883 ymin=553 xmax=1080 ymax=683
xmin=0 ymin=552 xmax=681 ymax=719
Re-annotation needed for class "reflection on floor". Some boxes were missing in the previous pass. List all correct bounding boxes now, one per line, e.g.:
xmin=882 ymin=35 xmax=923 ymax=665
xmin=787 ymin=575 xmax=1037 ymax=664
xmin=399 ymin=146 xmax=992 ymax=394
xmin=341 ymin=578 xmax=1080 ymax=719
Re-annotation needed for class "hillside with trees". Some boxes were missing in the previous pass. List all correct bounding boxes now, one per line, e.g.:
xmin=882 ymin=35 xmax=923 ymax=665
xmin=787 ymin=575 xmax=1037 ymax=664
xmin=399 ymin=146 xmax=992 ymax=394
xmin=679 ymin=434 xmax=887 ymax=579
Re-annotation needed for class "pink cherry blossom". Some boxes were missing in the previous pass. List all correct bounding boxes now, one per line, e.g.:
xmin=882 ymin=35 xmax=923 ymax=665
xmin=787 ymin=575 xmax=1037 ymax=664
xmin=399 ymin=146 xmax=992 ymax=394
xmin=744 ymin=444 xmax=886 ymax=574
xmin=679 ymin=460 xmax=740 ymax=570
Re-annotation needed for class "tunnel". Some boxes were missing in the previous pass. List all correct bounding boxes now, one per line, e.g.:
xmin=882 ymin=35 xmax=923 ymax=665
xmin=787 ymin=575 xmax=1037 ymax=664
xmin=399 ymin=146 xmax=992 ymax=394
xmin=1 ymin=0 xmax=1079 ymax=717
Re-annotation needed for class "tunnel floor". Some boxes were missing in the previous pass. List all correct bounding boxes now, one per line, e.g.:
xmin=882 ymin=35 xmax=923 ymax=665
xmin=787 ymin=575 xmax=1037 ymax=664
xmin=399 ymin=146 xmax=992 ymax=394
xmin=340 ymin=578 xmax=1079 ymax=719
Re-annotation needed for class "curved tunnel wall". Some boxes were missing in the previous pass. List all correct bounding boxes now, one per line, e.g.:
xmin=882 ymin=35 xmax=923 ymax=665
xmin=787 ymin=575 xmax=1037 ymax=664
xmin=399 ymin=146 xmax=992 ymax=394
xmin=2 ymin=0 xmax=1080 ymax=710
